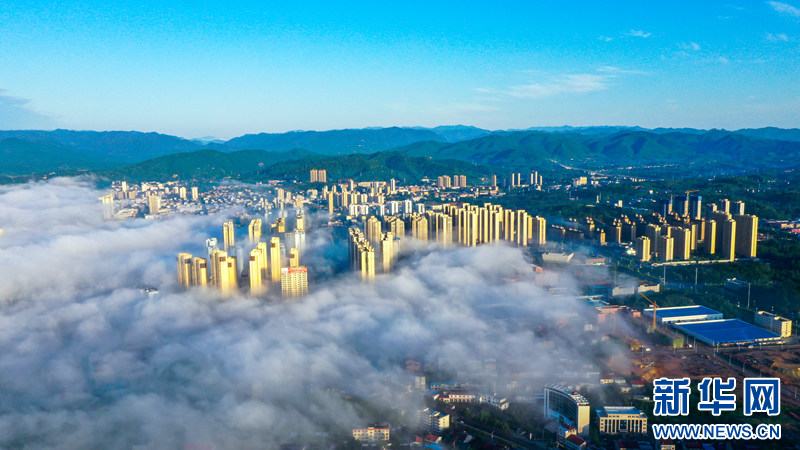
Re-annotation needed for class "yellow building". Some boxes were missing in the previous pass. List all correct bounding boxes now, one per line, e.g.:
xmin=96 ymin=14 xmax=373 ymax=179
xmin=352 ymin=425 xmax=391 ymax=442
xmin=365 ymin=216 xmax=382 ymax=244
xmin=380 ymin=232 xmax=397 ymax=273
xmin=672 ymin=227 xmax=692 ymax=261
xmin=704 ymin=219 xmax=717 ymax=254
xmin=148 ymin=194 xmax=160 ymax=215
xmin=281 ymin=266 xmax=308 ymax=298
xmin=734 ymin=214 xmax=758 ymax=258
xmin=327 ymin=191 xmax=335 ymax=215
xmin=270 ymin=237 xmax=282 ymax=282
xmin=721 ymin=219 xmax=736 ymax=261
xmin=503 ymin=208 xmax=516 ymax=242
xmin=754 ymin=311 xmax=792 ymax=338
xmin=248 ymin=219 xmax=262 ymax=243
xmin=289 ymin=247 xmax=300 ymax=267
xmin=191 ymin=257 xmax=208 ymax=287
xmin=596 ymin=406 xmax=648 ymax=435
xmin=191 ymin=186 xmax=199 ymax=201
xmin=656 ymin=235 xmax=674 ymax=262
xmin=531 ymin=216 xmax=547 ymax=248
xmin=249 ymin=247 xmax=267 ymax=295
xmin=386 ymin=216 xmax=405 ymax=238
xmin=223 ymin=220 xmax=235 ymax=251
xmin=349 ymin=228 xmax=376 ymax=281
xmin=210 ymin=250 xmax=237 ymax=294
xmin=273 ymin=217 xmax=286 ymax=234
xmin=410 ymin=213 xmax=429 ymax=241
xmin=516 ymin=210 xmax=529 ymax=246
xmin=309 ymin=169 xmax=327 ymax=183
xmin=177 ymin=253 xmax=193 ymax=288
xmin=635 ymin=236 xmax=651 ymax=262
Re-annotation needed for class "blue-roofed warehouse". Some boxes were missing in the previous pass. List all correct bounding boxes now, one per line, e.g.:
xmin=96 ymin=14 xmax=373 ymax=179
xmin=644 ymin=305 xmax=723 ymax=325
xmin=673 ymin=319 xmax=783 ymax=346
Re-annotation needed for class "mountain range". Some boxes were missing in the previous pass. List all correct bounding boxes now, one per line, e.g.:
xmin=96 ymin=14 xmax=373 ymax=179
xmin=2 ymin=125 xmax=800 ymax=182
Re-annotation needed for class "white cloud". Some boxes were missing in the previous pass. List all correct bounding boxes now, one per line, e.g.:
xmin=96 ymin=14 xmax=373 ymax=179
xmin=508 ymin=74 xmax=610 ymax=99
xmin=598 ymin=35 xmax=614 ymax=42
xmin=768 ymin=1 xmax=800 ymax=17
xmin=0 ymin=178 xmax=622 ymax=448
xmin=765 ymin=32 xmax=790 ymax=41
xmin=626 ymin=29 xmax=652 ymax=38
xmin=681 ymin=41 xmax=702 ymax=51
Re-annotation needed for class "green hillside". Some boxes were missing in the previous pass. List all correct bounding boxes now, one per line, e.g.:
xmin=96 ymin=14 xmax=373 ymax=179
xmin=249 ymin=151 xmax=498 ymax=183
xmin=100 ymin=149 xmax=314 ymax=181
xmin=395 ymin=130 xmax=800 ymax=170
xmin=0 ymin=138 xmax=112 ymax=175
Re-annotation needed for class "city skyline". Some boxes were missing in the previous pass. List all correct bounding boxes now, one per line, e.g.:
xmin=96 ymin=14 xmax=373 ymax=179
xmin=1 ymin=1 xmax=799 ymax=137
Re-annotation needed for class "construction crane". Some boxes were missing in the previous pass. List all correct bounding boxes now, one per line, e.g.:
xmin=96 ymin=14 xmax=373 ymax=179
xmin=642 ymin=293 xmax=658 ymax=333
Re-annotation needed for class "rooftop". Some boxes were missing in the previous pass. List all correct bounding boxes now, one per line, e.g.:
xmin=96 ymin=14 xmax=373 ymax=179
xmin=643 ymin=305 xmax=721 ymax=319
xmin=674 ymin=319 xmax=782 ymax=345
xmin=597 ymin=406 xmax=647 ymax=418
xmin=545 ymin=384 xmax=590 ymax=405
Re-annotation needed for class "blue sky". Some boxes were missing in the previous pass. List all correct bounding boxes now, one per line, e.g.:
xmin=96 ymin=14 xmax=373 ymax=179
xmin=1 ymin=1 xmax=799 ymax=138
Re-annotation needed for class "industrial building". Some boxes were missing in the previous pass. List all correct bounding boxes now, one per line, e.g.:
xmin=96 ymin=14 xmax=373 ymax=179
xmin=674 ymin=319 xmax=783 ymax=346
xmin=754 ymin=311 xmax=792 ymax=338
xmin=544 ymin=384 xmax=591 ymax=436
xmin=643 ymin=305 xmax=723 ymax=325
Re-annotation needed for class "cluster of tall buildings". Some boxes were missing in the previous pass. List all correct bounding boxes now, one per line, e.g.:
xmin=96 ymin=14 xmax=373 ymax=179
xmin=177 ymin=215 xmax=308 ymax=298
xmin=436 ymin=174 xmax=468 ymax=189
xmin=346 ymin=201 xmax=548 ymax=280
xmin=622 ymin=197 xmax=757 ymax=262
xmin=507 ymin=171 xmax=543 ymax=189
xmin=309 ymin=169 xmax=327 ymax=183
xmin=101 ymin=181 xmax=202 ymax=219
xmin=324 ymin=183 xmax=424 ymax=217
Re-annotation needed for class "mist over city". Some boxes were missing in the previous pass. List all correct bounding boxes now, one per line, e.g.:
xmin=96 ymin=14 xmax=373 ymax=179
xmin=3 ymin=1 xmax=800 ymax=449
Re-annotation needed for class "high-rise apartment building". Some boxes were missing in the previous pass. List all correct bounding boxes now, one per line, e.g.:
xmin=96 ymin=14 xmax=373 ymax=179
xmin=656 ymin=235 xmax=674 ymax=262
xmin=248 ymin=219 xmax=262 ymax=243
xmin=635 ymin=236 xmax=651 ymax=262
xmin=191 ymin=257 xmax=208 ymax=286
xmin=720 ymin=219 xmax=737 ymax=261
xmin=704 ymin=219 xmax=717 ymax=254
xmin=349 ymin=228 xmax=375 ymax=280
xmin=289 ymin=247 xmax=300 ymax=267
xmin=386 ymin=216 xmax=405 ymax=238
xmin=148 ymin=194 xmax=160 ymax=215
xmin=380 ymin=232 xmax=397 ymax=273
xmin=366 ymin=216 xmax=382 ymax=244
xmin=281 ymin=266 xmax=308 ymax=298
xmin=410 ymin=213 xmax=429 ymax=241
xmin=191 ymin=186 xmax=199 ymax=201
xmin=223 ymin=220 xmax=235 ymax=251
xmin=249 ymin=247 xmax=266 ymax=295
xmin=270 ymin=237 xmax=282 ymax=282
xmin=672 ymin=227 xmax=692 ymax=260
xmin=177 ymin=253 xmax=193 ymax=288
xmin=734 ymin=214 xmax=758 ymax=258
xmin=100 ymin=194 xmax=114 ymax=219
xmin=210 ymin=250 xmax=237 ymax=294
xmin=689 ymin=195 xmax=702 ymax=220
xmin=309 ymin=169 xmax=327 ymax=183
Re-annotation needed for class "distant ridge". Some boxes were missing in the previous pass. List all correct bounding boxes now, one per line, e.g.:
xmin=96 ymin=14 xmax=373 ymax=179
xmin=2 ymin=126 xmax=800 ymax=179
